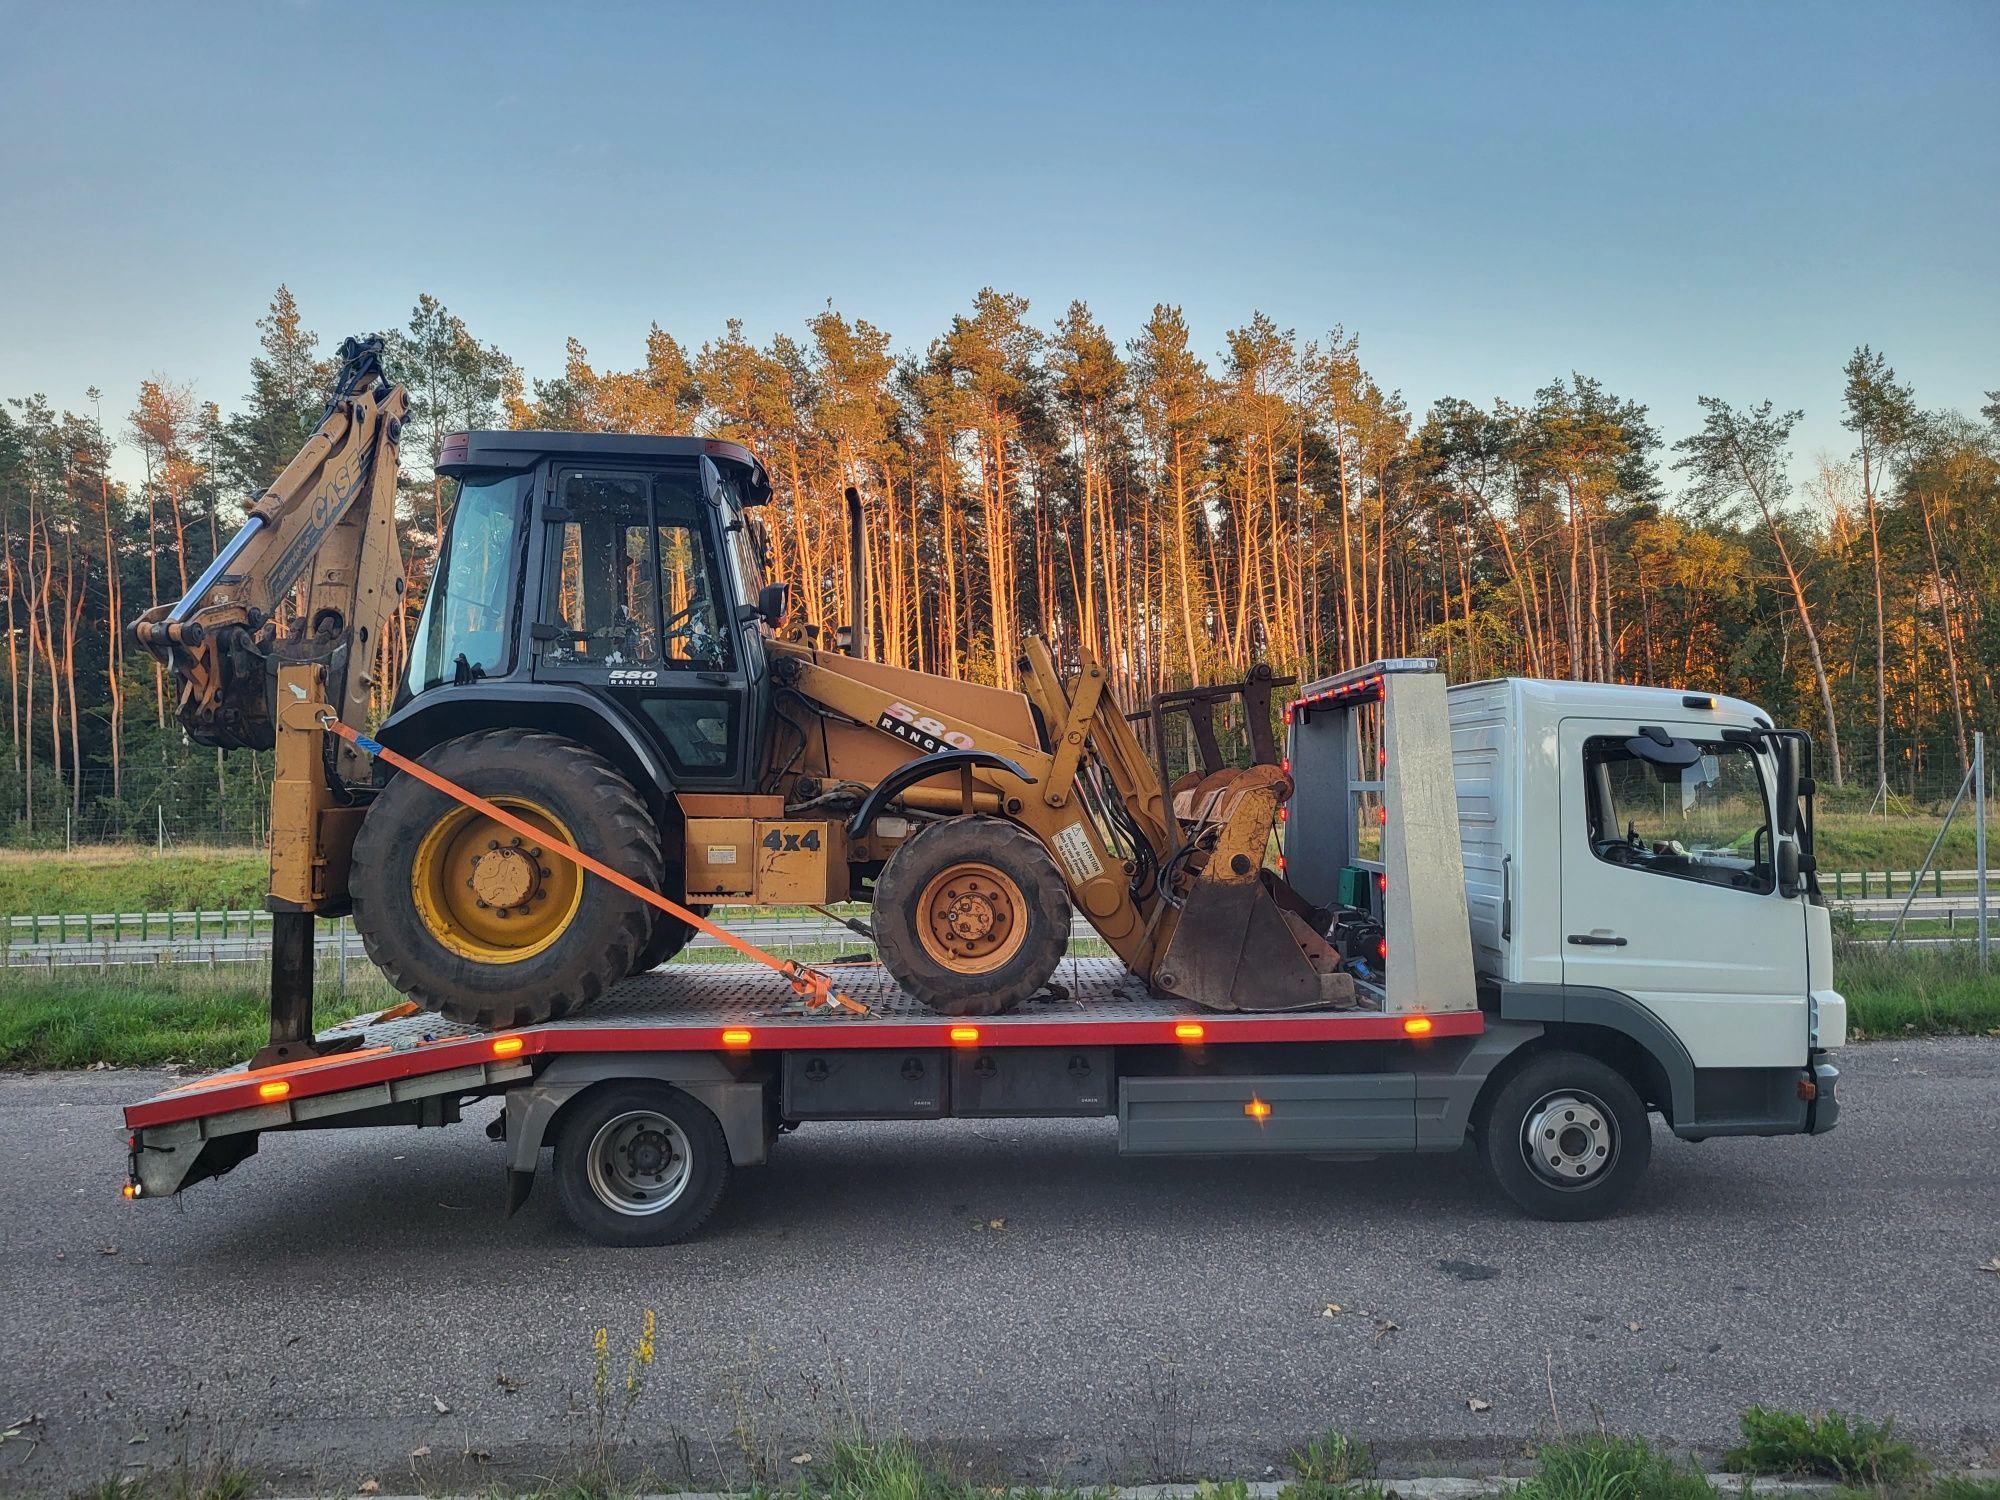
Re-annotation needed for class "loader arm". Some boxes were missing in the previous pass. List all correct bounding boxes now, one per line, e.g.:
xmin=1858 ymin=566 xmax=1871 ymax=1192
xmin=771 ymin=637 xmax=1175 ymax=967
xmin=132 ymin=336 xmax=408 ymax=791
xmin=773 ymin=634 xmax=1351 ymax=1012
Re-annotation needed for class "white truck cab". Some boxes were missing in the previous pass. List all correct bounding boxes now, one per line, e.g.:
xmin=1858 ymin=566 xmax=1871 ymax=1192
xmin=1285 ymin=659 xmax=1842 ymax=1217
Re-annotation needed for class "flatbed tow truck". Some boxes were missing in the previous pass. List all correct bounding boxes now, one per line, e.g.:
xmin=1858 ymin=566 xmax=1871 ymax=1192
xmin=123 ymin=660 xmax=1844 ymax=1244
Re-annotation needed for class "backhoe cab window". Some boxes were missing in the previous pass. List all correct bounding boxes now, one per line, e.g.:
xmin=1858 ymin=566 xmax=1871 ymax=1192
xmin=542 ymin=471 xmax=732 ymax=671
xmin=407 ymin=474 xmax=523 ymax=692
xmin=1583 ymin=735 xmax=1774 ymax=893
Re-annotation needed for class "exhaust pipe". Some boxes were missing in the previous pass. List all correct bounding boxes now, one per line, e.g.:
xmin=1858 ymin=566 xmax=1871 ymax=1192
xmin=845 ymin=485 xmax=868 ymax=660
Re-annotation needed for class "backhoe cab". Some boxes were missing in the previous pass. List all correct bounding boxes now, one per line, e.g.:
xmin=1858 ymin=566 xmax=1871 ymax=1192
xmin=139 ymin=347 xmax=1349 ymax=1038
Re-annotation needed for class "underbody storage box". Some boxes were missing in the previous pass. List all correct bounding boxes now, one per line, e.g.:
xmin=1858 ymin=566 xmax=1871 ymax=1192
xmin=1118 ymin=1073 xmax=1416 ymax=1154
xmin=953 ymin=1047 xmax=1113 ymax=1116
xmin=782 ymin=1049 xmax=947 ymax=1119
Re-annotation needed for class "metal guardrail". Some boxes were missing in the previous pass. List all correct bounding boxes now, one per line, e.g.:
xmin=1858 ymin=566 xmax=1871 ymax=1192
xmin=2 ymin=882 xmax=1988 ymax=972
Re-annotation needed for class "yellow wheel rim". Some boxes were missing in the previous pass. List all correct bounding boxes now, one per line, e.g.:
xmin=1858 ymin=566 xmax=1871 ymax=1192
xmin=915 ymin=860 xmax=1028 ymax=975
xmin=409 ymin=798 xmax=584 ymax=963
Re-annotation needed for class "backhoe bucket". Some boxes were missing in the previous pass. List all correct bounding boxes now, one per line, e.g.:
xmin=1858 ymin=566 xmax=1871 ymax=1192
xmin=1151 ymin=766 xmax=1355 ymax=1013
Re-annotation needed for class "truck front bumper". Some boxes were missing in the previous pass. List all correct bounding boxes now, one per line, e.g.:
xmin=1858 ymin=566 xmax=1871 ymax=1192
xmin=1808 ymin=1059 xmax=1840 ymax=1134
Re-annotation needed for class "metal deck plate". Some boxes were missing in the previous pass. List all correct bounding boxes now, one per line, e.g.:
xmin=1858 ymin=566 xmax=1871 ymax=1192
xmin=333 ymin=956 xmax=1176 ymax=1045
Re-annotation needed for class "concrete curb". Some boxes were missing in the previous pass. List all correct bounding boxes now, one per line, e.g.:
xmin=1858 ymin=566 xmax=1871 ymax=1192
xmin=331 ymin=1473 xmax=2000 ymax=1500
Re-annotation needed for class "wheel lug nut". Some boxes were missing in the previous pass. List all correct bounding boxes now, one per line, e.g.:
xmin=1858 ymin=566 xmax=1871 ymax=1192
xmin=476 ymin=899 xmax=489 ymax=909
xmin=487 ymin=840 xmax=500 ymax=851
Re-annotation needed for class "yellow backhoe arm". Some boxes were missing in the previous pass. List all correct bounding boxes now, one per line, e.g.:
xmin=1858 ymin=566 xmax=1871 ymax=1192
xmin=132 ymin=336 xmax=408 ymax=790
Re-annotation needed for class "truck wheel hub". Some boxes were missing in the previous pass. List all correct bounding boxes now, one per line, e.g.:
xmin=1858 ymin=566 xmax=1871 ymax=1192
xmin=1522 ymin=1090 xmax=1617 ymax=1186
xmin=587 ymin=1110 xmax=693 ymax=1215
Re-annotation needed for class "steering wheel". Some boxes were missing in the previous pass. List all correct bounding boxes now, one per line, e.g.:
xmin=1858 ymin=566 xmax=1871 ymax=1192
xmin=1599 ymin=840 xmax=1639 ymax=866
xmin=661 ymin=600 xmax=699 ymax=646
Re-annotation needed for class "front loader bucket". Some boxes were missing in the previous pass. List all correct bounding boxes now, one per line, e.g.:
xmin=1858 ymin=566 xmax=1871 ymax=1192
xmin=1151 ymin=765 xmax=1355 ymax=1013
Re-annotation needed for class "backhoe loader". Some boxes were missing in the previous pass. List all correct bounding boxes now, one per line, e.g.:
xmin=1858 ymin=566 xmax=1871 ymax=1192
xmin=134 ymin=337 xmax=1350 ymax=1048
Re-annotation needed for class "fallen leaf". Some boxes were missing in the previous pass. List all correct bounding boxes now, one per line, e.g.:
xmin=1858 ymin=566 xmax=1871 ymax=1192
xmin=99 ymin=1246 xmax=119 ymax=1257
xmin=988 ymin=1218 xmax=1005 ymax=1230
xmin=409 ymin=1446 xmax=431 ymax=1460
xmin=356 ymin=1482 xmax=380 ymax=1495
xmin=1321 ymin=1303 xmax=1343 ymax=1318
xmin=494 ymin=1371 xmax=523 ymax=1394
xmin=1626 ymin=1321 xmax=1643 ymax=1332
xmin=792 ymin=1453 xmax=814 ymax=1466
xmin=1373 ymin=1316 xmax=1400 ymax=1342
xmin=127 ymin=1435 xmax=148 ymax=1445
xmin=1468 ymin=1398 xmax=1492 ymax=1413
xmin=431 ymin=1396 xmax=451 ymax=1414
xmin=1979 ymin=1258 xmax=2000 ymax=1274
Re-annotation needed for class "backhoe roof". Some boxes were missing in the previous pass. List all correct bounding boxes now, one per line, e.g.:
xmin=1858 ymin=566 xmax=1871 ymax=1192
xmin=438 ymin=430 xmax=771 ymax=502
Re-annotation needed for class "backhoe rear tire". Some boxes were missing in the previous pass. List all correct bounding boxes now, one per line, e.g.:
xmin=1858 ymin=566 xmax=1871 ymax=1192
xmin=872 ymin=815 xmax=1070 ymax=1016
xmin=350 ymin=729 xmax=662 ymax=1030
xmin=630 ymin=901 xmax=710 ymax=975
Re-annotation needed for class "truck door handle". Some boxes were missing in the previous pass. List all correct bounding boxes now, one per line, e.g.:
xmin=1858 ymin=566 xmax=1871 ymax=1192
xmin=1567 ymin=932 xmax=1628 ymax=947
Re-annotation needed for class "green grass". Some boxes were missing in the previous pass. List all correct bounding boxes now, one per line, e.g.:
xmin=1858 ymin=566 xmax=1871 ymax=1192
xmin=0 ymin=963 xmax=387 ymax=1069
xmin=1519 ymin=1437 xmax=1715 ymax=1500
xmin=1724 ymin=1406 xmax=1925 ymax=1485
xmin=1811 ymin=811 xmax=1987 ymax=875
xmin=0 ymin=846 xmax=266 ymax=915
xmin=1839 ymin=944 xmax=2000 ymax=1038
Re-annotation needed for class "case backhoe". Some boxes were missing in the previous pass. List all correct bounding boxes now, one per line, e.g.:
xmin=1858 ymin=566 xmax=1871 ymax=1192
xmin=134 ymin=338 xmax=1351 ymax=1052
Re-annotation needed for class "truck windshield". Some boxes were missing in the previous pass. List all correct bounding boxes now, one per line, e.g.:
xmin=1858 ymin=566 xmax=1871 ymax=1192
xmin=406 ymin=474 xmax=524 ymax=693
xmin=1583 ymin=735 xmax=1773 ymax=893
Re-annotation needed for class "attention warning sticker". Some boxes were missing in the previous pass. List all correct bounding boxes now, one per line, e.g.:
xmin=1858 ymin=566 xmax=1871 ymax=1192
xmin=1050 ymin=820 xmax=1104 ymax=884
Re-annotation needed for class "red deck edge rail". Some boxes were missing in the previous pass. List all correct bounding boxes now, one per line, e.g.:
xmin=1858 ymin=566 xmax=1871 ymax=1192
xmin=125 ymin=1008 xmax=1485 ymax=1130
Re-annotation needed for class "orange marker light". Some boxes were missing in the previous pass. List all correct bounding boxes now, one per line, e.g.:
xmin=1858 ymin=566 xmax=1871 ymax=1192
xmin=1174 ymin=1023 xmax=1205 ymax=1042
xmin=257 ymin=1079 xmax=291 ymax=1101
xmin=1403 ymin=1015 xmax=1433 ymax=1036
xmin=721 ymin=1028 xmax=753 ymax=1047
xmin=491 ymin=1035 xmax=525 ymax=1057
xmin=1244 ymin=1096 xmax=1273 ymax=1120
xmin=949 ymin=1026 xmax=980 ymax=1045
xmin=122 ymin=1182 xmax=140 ymax=1199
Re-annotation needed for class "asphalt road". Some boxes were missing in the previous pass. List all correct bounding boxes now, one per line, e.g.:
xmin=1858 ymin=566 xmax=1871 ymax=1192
xmin=1 ymin=1041 xmax=1996 ymax=1496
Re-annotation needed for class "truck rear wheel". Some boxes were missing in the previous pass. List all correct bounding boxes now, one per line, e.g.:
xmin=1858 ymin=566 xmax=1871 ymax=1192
xmin=872 ymin=815 xmax=1070 ymax=1016
xmin=1476 ymin=1050 xmax=1651 ymax=1221
xmin=350 ymin=729 xmax=662 ymax=1029
xmin=552 ymin=1082 xmax=730 ymax=1247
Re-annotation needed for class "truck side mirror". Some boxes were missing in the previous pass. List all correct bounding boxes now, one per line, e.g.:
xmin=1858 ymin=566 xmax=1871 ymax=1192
xmin=1625 ymin=726 xmax=1703 ymax=771
xmin=1774 ymin=738 xmax=1800 ymax=837
xmin=1776 ymin=838 xmax=1800 ymax=899
xmin=756 ymin=581 xmax=790 ymax=628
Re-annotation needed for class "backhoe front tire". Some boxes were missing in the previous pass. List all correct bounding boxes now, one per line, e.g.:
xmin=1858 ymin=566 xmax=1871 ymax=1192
xmin=872 ymin=815 xmax=1070 ymax=1016
xmin=350 ymin=730 xmax=662 ymax=1030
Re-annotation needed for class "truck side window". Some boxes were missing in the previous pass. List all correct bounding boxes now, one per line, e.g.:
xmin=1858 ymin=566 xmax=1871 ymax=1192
xmin=1582 ymin=736 xmax=1774 ymax=893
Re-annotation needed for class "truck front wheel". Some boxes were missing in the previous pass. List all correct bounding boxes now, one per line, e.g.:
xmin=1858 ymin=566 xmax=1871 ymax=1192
xmin=1476 ymin=1050 xmax=1651 ymax=1221
xmin=552 ymin=1082 xmax=731 ymax=1247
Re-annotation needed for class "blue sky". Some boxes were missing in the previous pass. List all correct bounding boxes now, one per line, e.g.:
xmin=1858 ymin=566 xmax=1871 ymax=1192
xmin=1 ymin=0 xmax=1993 ymax=484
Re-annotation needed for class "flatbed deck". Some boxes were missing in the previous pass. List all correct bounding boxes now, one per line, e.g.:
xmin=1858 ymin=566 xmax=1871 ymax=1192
xmin=125 ymin=958 xmax=1479 ymax=1131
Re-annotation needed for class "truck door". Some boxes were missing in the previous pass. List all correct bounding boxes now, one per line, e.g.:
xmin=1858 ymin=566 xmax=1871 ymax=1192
xmin=1556 ymin=718 xmax=1807 ymax=1069
xmin=532 ymin=465 xmax=750 ymax=789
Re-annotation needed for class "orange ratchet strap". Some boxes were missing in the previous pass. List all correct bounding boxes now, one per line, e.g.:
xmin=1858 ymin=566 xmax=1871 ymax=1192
xmin=322 ymin=714 xmax=867 ymax=1016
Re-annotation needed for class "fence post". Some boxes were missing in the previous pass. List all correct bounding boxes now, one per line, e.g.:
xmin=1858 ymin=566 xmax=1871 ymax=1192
xmin=1976 ymin=731 xmax=1989 ymax=970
